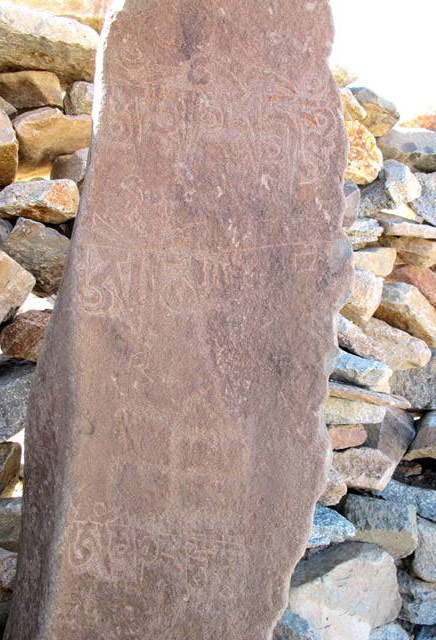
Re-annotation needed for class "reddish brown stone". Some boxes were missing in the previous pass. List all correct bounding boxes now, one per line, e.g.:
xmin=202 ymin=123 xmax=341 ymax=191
xmin=328 ymin=424 xmax=368 ymax=450
xmin=0 ymin=310 xmax=51 ymax=362
xmin=5 ymin=3 xmax=352 ymax=639
xmin=389 ymin=265 xmax=436 ymax=308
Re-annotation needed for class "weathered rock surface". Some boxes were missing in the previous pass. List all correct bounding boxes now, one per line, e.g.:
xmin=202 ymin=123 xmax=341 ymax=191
xmin=342 ymin=268 xmax=384 ymax=325
xmin=364 ymin=317 xmax=432 ymax=371
xmin=381 ymin=219 xmax=436 ymax=239
xmin=378 ymin=479 xmax=436 ymax=522
xmin=0 ymin=443 xmax=20 ymax=496
xmin=343 ymin=494 xmax=418 ymax=559
xmin=0 ymin=70 xmax=62 ymax=110
xmin=2 ymin=218 xmax=69 ymax=296
xmin=328 ymin=424 xmax=368 ymax=450
xmin=319 ymin=466 xmax=348 ymax=507
xmin=390 ymin=348 xmax=436 ymax=409
xmin=378 ymin=128 xmax=436 ymax=172
xmin=13 ymin=107 xmax=91 ymax=174
xmin=0 ymin=110 xmax=18 ymax=187
xmin=389 ymin=266 xmax=436 ymax=307
xmin=332 ymin=349 xmax=392 ymax=390
xmin=328 ymin=381 xmax=410 ymax=410
xmin=0 ymin=498 xmax=21 ymax=552
xmin=381 ymin=236 xmax=436 ymax=269
xmin=0 ymin=251 xmax=35 ymax=324
xmin=363 ymin=408 xmax=415 ymax=464
xmin=337 ymin=314 xmax=386 ymax=362
xmin=383 ymin=159 xmax=422 ymax=205
xmin=343 ymin=181 xmax=360 ymax=228
xmin=345 ymin=120 xmax=384 ymax=185
xmin=0 ymin=220 xmax=12 ymax=245
xmin=4 ymin=2 xmax=353 ymax=638
xmin=50 ymin=147 xmax=88 ymax=187
xmin=353 ymin=247 xmax=397 ymax=278
xmin=331 ymin=64 xmax=357 ymax=88
xmin=289 ymin=542 xmax=401 ymax=640
xmin=375 ymin=283 xmax=436 ymax=347
xmin=399 ymin=571 xmax=436 ymax=625
xmin=333 ymin=448 xmax=397 ymax=492
xmin=0 ymin=179 xmax=80 ymax=224
xmin=404 ymin=412 xmax=436 ymax=461
xmin=0 ymin=548 xmax=17 ymax=593
xmin=416 ymin=626 xmax=436 ymax=640
xmin=412 ymin=517 xmax=436 ymax=582
xmin=0 ymin=310 xmax=51 ymax=362
xmin=0 ymin=361 xmax=35 ymax=442
xmin=0 ymin=97 xmax=16 ymax=118
xmin=0 ymin=4 xmax=99 ymax=83
xmin=346 ymin=218 xmax=384 ymax=249
xmin=6 ymin=0 xmax=111 ymax=31
xmin=410 ymin=173 xmax=436 ymax=226
xmin=273 ymin=610 xmax=321 ymax=640
xmin=308 ymin=505 xmax=355 ymax=548
xmin=341 ymin=88 xmax=367 ymax=123
xmin=64 ymin=81 xmax=93 ymax=116
xmin=369 ymin=623 xmax=409 ymax=640
xmin=325 ymin=397 xmax=386 ymax=425
xmin=351 ymin=88 xmax=400 ymax=137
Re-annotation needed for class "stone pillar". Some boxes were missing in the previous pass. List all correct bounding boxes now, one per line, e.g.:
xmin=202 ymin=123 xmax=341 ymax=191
xmin=5 ymin=1 xmax=352 ymax=638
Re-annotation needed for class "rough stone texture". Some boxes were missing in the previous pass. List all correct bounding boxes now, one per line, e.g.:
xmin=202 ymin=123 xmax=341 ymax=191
xmin=379 ymin=480 xmax=436 ymax=523
xmin=412 ymin=517 xmax=436 ymax=582
xmin=0 ymin=250 xmax=35 ymax=324
xmin=64 ymin=81 xmax=94 ymax=116
xmin=375 ymin=283 xmax=436 ymax=347
xmin=0 ymin=443 xmax=20 ymax=496
xmin=343 ymin=181 xmax=360 ymax=228
xmin=328 ymin=381 xmax=410 ymax=410
xmin=410 ymin=173 xmax=436 ymax=226
xmin=381 ymin=219 xmax=436 ymax=239
xmin=6 ymin=0 xmax=111 ymax=31
xmin=13 ymin=107 xmax=92 ymax=175
xmin=389 ymin=266 xmax=436 ymax=307
xmin=0 ymin=110 xmax=18 ymax=187
xmin=2 ymin=217 xmax=69 ymax=296
xmin=0 ymin=310 xmax=51 ymax=362
xmin=369 ymin=624 xmax=409 ymax=640
xmin=319 ymin=466 xmax=348 ymax=507
xmin=416 ymin=626 xmax=436 ymax=640
xmin=404 ymin=411 xmax=436 ymax=461
xmin=390 ymin=349 xmax=436 ymax=410
xmin=383 ymin=159 xmax=422 ymax=205
xmin=4 ymin=3 xmax=353 ymax=639
xmin=336 ymin=314 xmax=386 ymax=362
xmin=0 ymin=98 xmax=16 ymax=118
xmin=0 ymin=4 xmax=99 ymax=84
xmin=0 ymin=70 xmax=62 ymax=110
xmin=328 ymin=424 xmax=367 ymax=450
xmin=331 ymin=64 xmax=357 ymax=88
xmin=364 ymin=317 xmax=432 ymax=371
xmin=325 ymin=397 xmax=386 ymax=425
xmin=0 ymin=361 xmax=35 ymax=442
xmin=353 ymin=247 xmax=397 ymax=277
xmin=346 ymin=218 xmax=384 ymax=249
xmin=332 ymin=349 xmax=392 ymax=390
xmin=0 ymin=498 xmax=21 ymax=552
xmin=343 ymin=494 xmax=418 ymax=559
xmin=363 ymin=408 xmax=415 ymax=464
xmin=273 ymin=610 xmax=321 ymax=640
xmin=342 ymin=268 xmax=384 ymax=325
xmin=399 ymin=571 xmax=436 ymax=625
xmin=401 ymin=113 xmax=436 ymax=131
xmin=378 ymin=128 xmax=436 ymax=172
xmin=0 ymin=548 xmax=17 ymax=593
xmin=0 ymin=179 xmax=80 ymax=224
xmin=0 ymin=220 xmax=12 ymax=245
xmin=340 ymin=88 xmax=367 ymax=123
xmin=288 ymin=542 xmax=401 ymax=640
xmin=307 ymin=505 xmax=355 ymax=548
xmin=51 ymin=148 xmax=89 ymax=187
xmin=351 ymin=88 xmax=400 ymax=137
xmin=381 ymin=236 xmax=436 ymax=269
xmin=345 ymin=120 xmax=383 ymax=185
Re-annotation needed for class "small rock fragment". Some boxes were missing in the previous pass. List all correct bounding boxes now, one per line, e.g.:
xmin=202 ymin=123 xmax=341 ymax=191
xmin=325 ymin=397 xmax=386 ymax=426
xmin=336 ymin=314 xmax=386 ymax=362
xmin=0 ymin=251 xmax=35 ymax=324
xmin=342 ymin=268 xmax=384 ymax=325
xmin=353 ymin=247 xmax=397 ymax=277
xmin=0 ymin=110 xmax=18 ymax=187
xmin=0 ymin=443 xmax=20 ymax=496
xmin=1 ymin=218 xmax=69 ymax=296
xmin=307 ymin=505 xmax=356 ymax=547
xmin=351 ymin=88 xmax=400 ymax=137
xmin=0 ymin=498 xmax=21 ymax=551
xmin=345 ymin=120 xmax=384 ymax=185
xmin=404 ymin=411 xmax=436 ymax=461
xmin=381 ymin=219 xmax=436 ymax=239
xmin=364 ymin=317 xmax=432 ymax=371
xmin=0 ymin=361 xmax=35 ymax=442
xmin=328 ymin=424 xmax=367 ymax=450
xmin=64 ymin=80 xmax=94 ymax=115
xmin=318 ymin=466 xmax=348 ymax=507
xmin=332 ymin=349 xmax=392 ymax=390
xmin=343 ymin=494 xmax=418 ymax=559
xmin=333 ymin=448 xmax=396 ymax=492
xmin=0 ymin=179 xmax=79 ymax=224
xmin=378 ymin=128 xmax=436 ymax=172
xmin=378 ymin=479 xmax=436 ymax=523
xmin=0 ymin=220 xmax=12 ymax=244
xmin=51 ymin=148 xmax=88 ymax=187
xmin=413 ymin=517 xmax=436 ymax=582
xmin=0 ymin=70 xmax=62 ymax=110
xmin=381 ymin=236 xmax=436 ymax=269
xmin=390 ymin=349 xmax=436 ymax=409
xmin=0 ymin=547 xmax=16 ymax=592
xmin=273 ymin=610 xmax=321 ymax=640
xmin=398 ymin=571 xmax=436 ymax=625
xmin=389 ymin=266 xmax=436 ymax=307
xmin=383 ymin=159 xmax=422 ymax=204
xmin=328 ymin=381 xmax=410 ymax=410
xmin=346 ymin=218 xmax=384 ymax=249
xmin=0 ymin=309 xmax=51 ymax=362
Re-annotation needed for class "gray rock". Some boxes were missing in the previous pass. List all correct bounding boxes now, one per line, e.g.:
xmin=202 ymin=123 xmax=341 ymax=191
xmin=0 ymin=498 xmax=21 ymax=551
xmin=332 ymin=348 xmax=392 ymax=390
xmin=378 ymin=128 xmax=436 ymax=172
xmin=398 ymin=570 xmax=436 ymax=624
xmin=369 ymin=623 xmax=409 ymax=640
xmin=325 ymin=397 xmax=386 ymax=425
xmin=416 ymin=626 xmax=436 ymax=639
xmin=351 ymin=88 xmax=400 ymax=137
xmin=411 ymin=173 xmax=436 ymax=227
xmin=273 ymin=610 xmax=321 ymax=640
xmin=359 ymin=179 xmax=394 ymax=218
xmin=343 ymin=494 xmax=418 ymax=559
xmin=383 ymin=160 xmax=422 ymax=205
xmin=405 ymin=412 xmax=436 ymax=461
xmin=0 ymin=219 xmax=12 ymax=244
xmin=413 ymin=517 xmax=436 ymax=582
xmin=64 ymin=81 xmax=94 ymax=116
xmin=363 ymin=409 xmax=415 ymax=464
xmin=343 ymin=181 xmax=360 ymax=227
xmin=1 ymin=217 xmax=69 ymax=296
xmin=346 ymin=218 xmax=384 ymax=249
xmin=390 ymin=349 xmax=436 ymax=410
xmin=307 ymin=505 xmax=356 ymax=547
xmin=50 ymin=148 xmax=88 ymax=188
xmin=378 ymin=480 xmax=436 ymax=523
xmin=0 ymin=361 xmax=35 ymax=442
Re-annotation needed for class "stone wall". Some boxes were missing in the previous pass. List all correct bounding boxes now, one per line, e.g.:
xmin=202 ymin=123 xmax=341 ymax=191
xmin=0 ymin=3 xmax=435 ymax=639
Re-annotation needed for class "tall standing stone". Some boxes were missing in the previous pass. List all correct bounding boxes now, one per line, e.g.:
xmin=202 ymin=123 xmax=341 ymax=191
xmin=5 ymin=2 xmax=351 ymax=638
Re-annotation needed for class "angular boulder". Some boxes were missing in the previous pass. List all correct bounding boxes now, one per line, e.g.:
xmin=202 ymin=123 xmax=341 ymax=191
xmin=0 ymin=179 xmax=80 ymax=224
xmin=345 ymin=120 xmax=383 ymax=185
xmin=0 ymin=361 xmax=35 ymax=442
xmin=353 ymin=247 xmax=397 ymax=278
xmin=325 ymin=398 xmax=386 ymax=426
xmin=0 ymin=251 xmax=35 ymax=324
xmin=398 ymin=571 xmax=436 ymax=625
xmin=364 ymin=317 xmax=432 ymax=371
xmin=351 ymin=88 xmax=400 ymax=137
xmin=328 ymin=424 xmax=368 ymax=450
xmin=0 ymin=70 xmax=62 ymax=110
xmin=336 ymin=314 xmax=386 ymax=362
xmin=50 ymin=148 xmax=88 ymax=187
xmin=389 ymin=266 xmax=436 ymax=307
xmin=0 ymin=310 xmax=51 ymax=362
xmin=64 ymin=81 xmax=93 ymax=115
xmin=346 ymin=218 xmax=383 ymax=249
xmin=332 ymin=349 xmax=392 ymax=390
xmin=379 ymin=479 xmax=436 ymax=523
xmin=0 ymin=498 xmax=21 ymax=552
xmin=342 ymin=268 xmax=384 ymax=325
xmin=307 ymin=505 xmax=355 ymax=548
xmin=412 ymin=516 xmax=436 ymax=582
xmin=404 ymin=411 xmax=436 ymax=460
xmin=381 ymin=236 xmax=436 ymax=269
xmin=0 ymin=110 xmax=18 ymax=187
xmin=378 ymin=128 xmax=436 ymax=172
xmin=390 ymin=348 xmax=436 ymax=409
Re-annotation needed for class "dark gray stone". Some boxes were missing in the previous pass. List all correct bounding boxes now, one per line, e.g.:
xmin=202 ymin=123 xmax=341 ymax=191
xmin=307 ymin=505 xmax=355 ymax=547
xmin=0 ymin=498 xmax=21 ymax=552
xmin=390 ymin=349 xmax=436 ymax=410
xmin=273 ymin=610 xmax=321 ymax=640
xmin=0 ymin=361 xmax=35 ymax=442
xmin=378 ymin=480 xmax=436 ymax=523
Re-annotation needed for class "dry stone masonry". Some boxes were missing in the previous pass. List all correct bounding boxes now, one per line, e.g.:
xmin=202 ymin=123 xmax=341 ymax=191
xmin=0 ymin=1 xmax=434 ymax=639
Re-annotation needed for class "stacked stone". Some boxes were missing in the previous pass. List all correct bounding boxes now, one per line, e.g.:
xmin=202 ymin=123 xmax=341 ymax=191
xmin=0 ymin=2 xmax=102 ymax=631
xmin=277 ymin=68 xmax=436 ymax=640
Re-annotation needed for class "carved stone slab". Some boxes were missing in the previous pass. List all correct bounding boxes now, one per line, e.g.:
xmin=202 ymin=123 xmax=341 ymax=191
xmin=5 ymin=1 xmax=352 ymax=638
